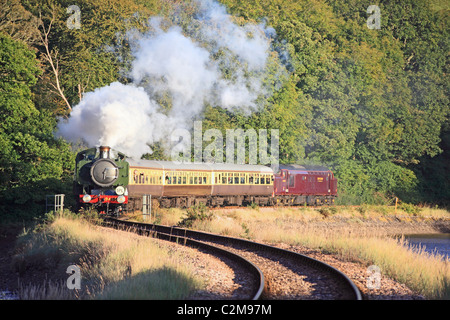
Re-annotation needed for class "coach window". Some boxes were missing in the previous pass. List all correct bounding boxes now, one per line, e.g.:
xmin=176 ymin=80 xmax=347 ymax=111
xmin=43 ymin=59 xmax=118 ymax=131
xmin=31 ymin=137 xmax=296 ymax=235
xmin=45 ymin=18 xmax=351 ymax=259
xmin=255 ymin=175 xmax=260 ymax=184
xmin=240 ymin=174 xmax=245 ymax=184
xmin=249 ymin=174 xmax=254 ymax=184
xmin=289 ymin=175 xmax=295 ymax=187
xmin=266 ymin=175 xmax=271 ymax=184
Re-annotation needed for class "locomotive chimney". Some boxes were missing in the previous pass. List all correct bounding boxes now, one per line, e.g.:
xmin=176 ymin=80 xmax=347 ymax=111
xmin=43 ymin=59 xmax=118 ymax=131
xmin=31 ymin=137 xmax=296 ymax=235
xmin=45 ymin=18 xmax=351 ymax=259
xmin=99 ymin=146 xmax=111 ymax=159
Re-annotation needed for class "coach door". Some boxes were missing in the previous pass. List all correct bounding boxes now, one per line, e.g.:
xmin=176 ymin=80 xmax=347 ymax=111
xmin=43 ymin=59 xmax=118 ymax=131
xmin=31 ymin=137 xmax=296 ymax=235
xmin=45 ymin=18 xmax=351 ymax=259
xmin=274 ymin=170 xmax=287 ymax=194
xmin=327 ymin=173 xmax=331 ymax=194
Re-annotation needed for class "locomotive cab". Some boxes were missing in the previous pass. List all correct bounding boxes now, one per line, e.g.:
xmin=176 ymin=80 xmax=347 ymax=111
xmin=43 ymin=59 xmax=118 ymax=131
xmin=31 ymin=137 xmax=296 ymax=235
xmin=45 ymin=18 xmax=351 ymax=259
xmin=274 ymin=165 xmax=337 ymax=205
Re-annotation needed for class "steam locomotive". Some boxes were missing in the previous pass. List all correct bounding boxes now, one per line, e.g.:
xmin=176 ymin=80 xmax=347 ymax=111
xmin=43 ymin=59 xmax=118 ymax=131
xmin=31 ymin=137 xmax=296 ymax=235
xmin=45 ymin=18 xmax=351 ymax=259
xmin=74 ymin=146 xmax=337 ymax=214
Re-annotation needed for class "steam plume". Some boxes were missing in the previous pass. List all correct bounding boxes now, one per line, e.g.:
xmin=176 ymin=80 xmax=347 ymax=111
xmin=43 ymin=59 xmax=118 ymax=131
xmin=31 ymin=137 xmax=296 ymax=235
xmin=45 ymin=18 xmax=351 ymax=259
xmin=57 ymin=0 xmax=277 ymax=158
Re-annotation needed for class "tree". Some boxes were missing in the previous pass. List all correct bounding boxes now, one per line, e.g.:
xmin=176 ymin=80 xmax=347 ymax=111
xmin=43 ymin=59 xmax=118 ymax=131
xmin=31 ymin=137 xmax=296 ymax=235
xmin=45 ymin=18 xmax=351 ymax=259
xmin=0 ymin=33 xmax=73 ymax=220
xmin=37 ymin=9 xmax=72 ymax=112
xmin=221 ymin=0 xmax=448 ymax=203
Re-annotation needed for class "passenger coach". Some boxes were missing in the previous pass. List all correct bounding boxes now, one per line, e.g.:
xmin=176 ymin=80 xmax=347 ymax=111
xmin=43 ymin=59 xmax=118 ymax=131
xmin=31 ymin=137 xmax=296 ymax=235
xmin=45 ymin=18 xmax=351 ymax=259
xmin=128 ymin=159 xmax=274 ymax=209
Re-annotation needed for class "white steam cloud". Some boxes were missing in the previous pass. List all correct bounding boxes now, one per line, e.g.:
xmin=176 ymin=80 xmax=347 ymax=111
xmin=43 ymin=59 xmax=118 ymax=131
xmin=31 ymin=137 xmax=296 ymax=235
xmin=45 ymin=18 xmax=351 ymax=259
xmin=57 ymin=0 xmax=277 ymax=158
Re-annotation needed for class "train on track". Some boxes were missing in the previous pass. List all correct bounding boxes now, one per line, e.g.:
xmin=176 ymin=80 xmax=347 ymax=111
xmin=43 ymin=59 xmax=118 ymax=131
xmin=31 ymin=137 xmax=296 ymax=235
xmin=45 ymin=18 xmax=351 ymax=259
xmin=73 ymin=146 xmax=337 ymax=214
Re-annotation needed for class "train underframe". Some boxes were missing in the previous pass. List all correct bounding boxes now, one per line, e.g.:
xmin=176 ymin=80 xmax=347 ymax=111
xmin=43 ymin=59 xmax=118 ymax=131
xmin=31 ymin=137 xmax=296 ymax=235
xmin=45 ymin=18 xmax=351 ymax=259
xmin=125 ymin=194 xmax=336 ymax=212
xmin=80 ymin=194 xmax=336 ymax=216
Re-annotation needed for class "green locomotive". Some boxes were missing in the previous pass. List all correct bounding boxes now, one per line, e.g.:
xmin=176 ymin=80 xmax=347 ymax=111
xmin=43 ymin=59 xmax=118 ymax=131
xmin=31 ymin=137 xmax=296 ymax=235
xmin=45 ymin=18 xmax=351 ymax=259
xmin=74 ymin=146 xmax=129 ymax=214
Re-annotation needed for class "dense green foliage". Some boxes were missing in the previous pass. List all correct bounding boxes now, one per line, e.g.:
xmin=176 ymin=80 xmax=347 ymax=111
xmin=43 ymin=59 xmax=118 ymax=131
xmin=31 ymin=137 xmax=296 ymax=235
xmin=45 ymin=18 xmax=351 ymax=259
xmin=0 ymin=0 xmax=448 ymax=221
xmin=0 ymin=32 xmax=74 ymax=220
xmin=219 ymin=0 xmax=448 ymax=204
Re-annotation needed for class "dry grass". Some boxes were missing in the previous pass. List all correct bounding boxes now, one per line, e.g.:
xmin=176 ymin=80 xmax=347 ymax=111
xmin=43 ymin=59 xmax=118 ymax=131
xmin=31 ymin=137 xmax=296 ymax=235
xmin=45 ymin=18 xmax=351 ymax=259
xmin=14 ymin=212 xmax=202 ymax=299
xmin=16 ymin=205 xmax=448 ymax=299
xmin=151 ymin=205 xmax=450 ymax=299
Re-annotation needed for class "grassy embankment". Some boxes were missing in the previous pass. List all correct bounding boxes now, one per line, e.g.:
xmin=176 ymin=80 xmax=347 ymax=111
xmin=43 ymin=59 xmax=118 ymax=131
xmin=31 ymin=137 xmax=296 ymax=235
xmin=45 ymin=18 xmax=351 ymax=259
xmin=147 ymin=204 xmax=450 ymax=299
xmin=14 ymin=205 xmax=449 ymax=299
xmin=13 ymin=211 xmax=202 ymax=299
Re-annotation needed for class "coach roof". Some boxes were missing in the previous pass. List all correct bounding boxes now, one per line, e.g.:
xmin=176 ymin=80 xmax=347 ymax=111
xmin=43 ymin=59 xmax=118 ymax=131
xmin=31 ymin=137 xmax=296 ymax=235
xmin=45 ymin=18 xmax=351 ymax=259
xmin=127 ymin=158 xmax=274 ymax=173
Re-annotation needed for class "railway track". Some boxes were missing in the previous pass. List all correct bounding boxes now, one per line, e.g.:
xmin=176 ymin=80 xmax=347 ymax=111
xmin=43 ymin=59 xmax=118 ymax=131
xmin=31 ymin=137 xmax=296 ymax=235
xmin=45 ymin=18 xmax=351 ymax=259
xmin=103 ymin=218 xmax=362 ymax=300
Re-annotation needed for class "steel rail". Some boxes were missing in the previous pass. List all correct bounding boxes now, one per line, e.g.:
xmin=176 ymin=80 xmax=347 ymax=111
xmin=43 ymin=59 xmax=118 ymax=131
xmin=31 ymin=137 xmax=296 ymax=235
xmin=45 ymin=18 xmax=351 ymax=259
xmin=103 ymin=218 xmax=265 ymax=300
xmin=104 ymin=218 xmax=362 ymax=300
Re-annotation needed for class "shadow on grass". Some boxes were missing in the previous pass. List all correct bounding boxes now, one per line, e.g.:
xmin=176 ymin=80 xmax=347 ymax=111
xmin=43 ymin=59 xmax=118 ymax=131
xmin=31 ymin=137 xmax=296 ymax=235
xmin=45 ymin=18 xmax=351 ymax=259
xmin=95 ymin=267 xmax=200 ymax=300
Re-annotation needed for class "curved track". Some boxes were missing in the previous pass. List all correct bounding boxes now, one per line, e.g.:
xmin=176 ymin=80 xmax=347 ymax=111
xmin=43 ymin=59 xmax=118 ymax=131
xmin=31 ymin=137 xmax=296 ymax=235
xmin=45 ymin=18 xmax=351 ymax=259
xmin=103 ymin=218 xmax=362 ymax=300
xmin=104 ymin=218 xmax=264 ymax=300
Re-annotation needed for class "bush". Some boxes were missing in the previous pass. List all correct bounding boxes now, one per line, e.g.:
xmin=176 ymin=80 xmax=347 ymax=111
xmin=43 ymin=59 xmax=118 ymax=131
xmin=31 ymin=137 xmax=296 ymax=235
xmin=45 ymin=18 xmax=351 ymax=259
xmin=398 ymin=202 xmax=421 ymax=215
xmin=177 ymin=203 xmax=213 ymax=228
xmin=317 ymin=207 xmax=335 ymax=218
